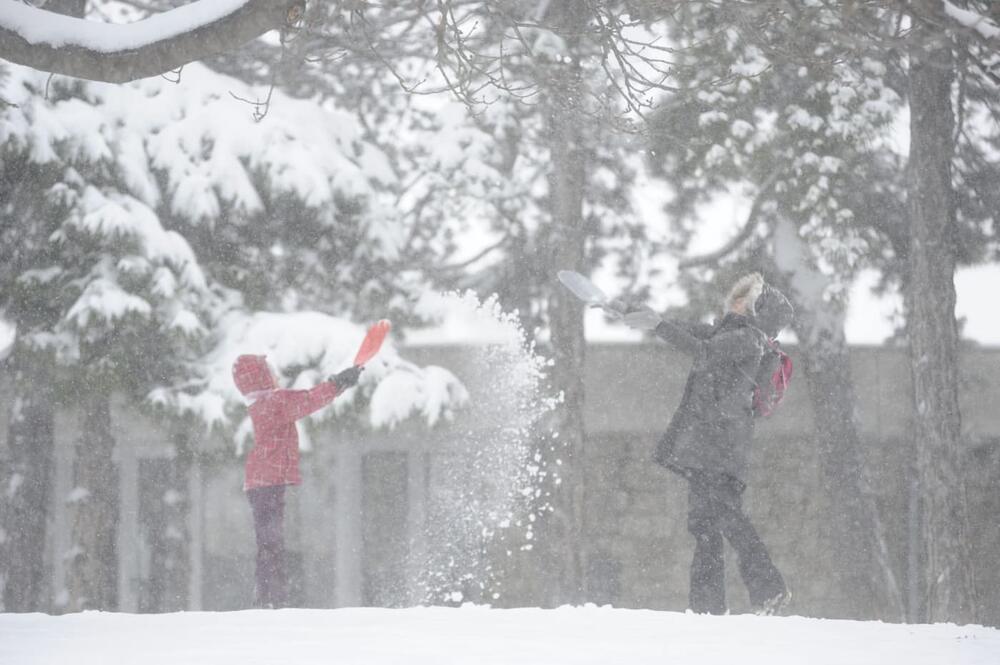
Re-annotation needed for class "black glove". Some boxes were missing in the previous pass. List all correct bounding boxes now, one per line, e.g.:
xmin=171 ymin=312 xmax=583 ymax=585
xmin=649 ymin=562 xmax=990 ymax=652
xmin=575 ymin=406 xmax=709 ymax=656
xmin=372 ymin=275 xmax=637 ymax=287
xmin=623 ymin=307 xmax=663 ymax=331
xmin=606 ymin=298 xmax=650 ymax=316
xmin=331 ymin=365 xmax=363 ymax=390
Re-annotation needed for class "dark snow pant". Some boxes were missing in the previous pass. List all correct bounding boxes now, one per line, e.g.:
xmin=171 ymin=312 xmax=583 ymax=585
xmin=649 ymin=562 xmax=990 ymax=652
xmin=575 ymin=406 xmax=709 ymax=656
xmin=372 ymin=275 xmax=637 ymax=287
xmin=247 ymin=485 xmax=287 ymax=608
xmin=686 ymin=470 xmax=785 ymax=614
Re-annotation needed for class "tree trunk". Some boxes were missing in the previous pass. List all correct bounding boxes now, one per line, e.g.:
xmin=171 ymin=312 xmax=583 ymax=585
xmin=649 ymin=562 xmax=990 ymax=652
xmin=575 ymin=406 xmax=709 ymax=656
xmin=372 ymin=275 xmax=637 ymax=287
xmin=142 ymin=430 xmax=192 ymax=612
xmin=905 ymin=17 xmax=978 ymax=623
xmin=64 ymin=393 xmax=119 ymax=612
xmin=791 ymin=302 xmax=904 ymax=620
xmin=0 ymin=353 xmax=56 ymax=612
xmin=773 ymin=218 xmax=903 ymax=620
xmin=541 ymin=0 xmax=590 ymax=605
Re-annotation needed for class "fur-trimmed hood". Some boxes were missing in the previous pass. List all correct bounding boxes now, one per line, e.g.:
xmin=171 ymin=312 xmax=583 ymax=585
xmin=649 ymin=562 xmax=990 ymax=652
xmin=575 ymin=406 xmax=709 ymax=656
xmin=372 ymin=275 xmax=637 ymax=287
xmin=725 ymin=273 xmax=765 ymax=313
xmin=725 ymin=273 xmax=794 ymax=338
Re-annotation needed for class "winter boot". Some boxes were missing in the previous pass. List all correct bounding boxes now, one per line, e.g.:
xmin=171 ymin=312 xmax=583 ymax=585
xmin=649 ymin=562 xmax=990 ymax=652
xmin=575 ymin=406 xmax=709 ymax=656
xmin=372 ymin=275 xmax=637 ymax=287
xmin=754 ymin=589 xmax=791 ymax=616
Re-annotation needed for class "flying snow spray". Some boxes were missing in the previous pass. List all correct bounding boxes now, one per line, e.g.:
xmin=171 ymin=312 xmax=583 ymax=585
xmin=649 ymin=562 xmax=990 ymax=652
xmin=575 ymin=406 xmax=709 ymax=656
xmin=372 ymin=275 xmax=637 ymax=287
xmin=410 ymin=292 xmax=558 ymax=605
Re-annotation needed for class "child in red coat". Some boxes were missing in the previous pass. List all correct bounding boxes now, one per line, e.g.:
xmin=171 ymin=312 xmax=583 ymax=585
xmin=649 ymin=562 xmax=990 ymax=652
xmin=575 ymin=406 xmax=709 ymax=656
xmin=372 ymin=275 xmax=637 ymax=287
xmin=232 ymin=354 xmax=361 ymax=608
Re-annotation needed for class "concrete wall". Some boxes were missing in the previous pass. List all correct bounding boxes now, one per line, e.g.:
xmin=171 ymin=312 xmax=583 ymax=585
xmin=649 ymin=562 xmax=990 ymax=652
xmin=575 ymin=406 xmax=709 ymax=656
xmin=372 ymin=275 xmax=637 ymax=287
xmin=569 ymin=344 xmax=1000 ymax=620
xmin=2 ymin=343 xmax=998 ymax=624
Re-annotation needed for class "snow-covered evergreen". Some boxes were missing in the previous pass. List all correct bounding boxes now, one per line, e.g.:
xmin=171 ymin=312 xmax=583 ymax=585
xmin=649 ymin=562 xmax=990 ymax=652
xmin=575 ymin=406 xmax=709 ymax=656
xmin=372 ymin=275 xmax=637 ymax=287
xmin=150 ymin=308 xmax=469 ymax=448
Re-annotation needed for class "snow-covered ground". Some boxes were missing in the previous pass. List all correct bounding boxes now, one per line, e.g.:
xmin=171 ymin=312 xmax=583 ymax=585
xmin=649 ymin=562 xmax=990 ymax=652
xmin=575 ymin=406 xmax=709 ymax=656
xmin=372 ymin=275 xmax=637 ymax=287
xmin=1 ymin=606 xmax=997 ymax=665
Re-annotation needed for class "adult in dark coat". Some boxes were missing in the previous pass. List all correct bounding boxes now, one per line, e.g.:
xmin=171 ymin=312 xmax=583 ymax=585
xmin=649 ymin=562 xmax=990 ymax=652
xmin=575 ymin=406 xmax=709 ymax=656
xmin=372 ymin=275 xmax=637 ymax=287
xmin=624 ymin=273 xmax=794 ymax=615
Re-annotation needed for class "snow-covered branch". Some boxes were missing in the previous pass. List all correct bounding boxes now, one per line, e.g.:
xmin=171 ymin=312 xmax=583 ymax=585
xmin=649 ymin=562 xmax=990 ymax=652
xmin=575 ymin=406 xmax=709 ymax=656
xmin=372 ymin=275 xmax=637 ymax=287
xmin=0 ymin=0 xmax=302 ymax=83
xmin=150 ymin=310 xmax=469 ymax=446
xmin=678 ymin=174 xmax=779 ymax=270
xmin=942 ymin=1 xmax=1000 ymax=43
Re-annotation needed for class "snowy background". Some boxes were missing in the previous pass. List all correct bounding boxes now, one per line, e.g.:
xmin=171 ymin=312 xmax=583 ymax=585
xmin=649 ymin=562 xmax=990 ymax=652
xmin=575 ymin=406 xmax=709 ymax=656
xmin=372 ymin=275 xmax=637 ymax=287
xmin=2 ymin=1 xmax=1000 ymax=663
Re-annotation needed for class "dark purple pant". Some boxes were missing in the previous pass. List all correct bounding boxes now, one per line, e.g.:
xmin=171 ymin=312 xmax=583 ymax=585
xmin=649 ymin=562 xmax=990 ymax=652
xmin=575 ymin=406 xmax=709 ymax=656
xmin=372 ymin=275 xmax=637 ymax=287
xmin=247 ymin=485 xmax=287 ymax=608
xmin=686 ymin=470 xmax=785 ymax=614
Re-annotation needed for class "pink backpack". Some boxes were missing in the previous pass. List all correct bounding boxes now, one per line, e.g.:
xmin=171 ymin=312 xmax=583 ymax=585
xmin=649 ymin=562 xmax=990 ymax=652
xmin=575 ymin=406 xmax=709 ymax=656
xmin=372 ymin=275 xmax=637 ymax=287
xmin=753 ymin=341 xmax=793 ymax=417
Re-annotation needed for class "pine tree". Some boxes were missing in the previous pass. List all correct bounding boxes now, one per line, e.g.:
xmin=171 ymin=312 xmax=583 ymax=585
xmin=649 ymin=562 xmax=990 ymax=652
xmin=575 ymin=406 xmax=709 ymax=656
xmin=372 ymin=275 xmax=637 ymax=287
xmin=1 ymin=26 xmax=465 ymax=608
xmin=900 ymin=0 xmax=998 ymax=624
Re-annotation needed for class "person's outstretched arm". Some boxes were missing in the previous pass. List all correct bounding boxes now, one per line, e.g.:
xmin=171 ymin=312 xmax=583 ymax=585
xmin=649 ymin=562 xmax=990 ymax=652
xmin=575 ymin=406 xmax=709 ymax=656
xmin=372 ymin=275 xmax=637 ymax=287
xmin=265 ymin=367 xmax=363 ymax=424
xmin=625 ymin=309 xmax=760 ymax=364
xmin=651 ymin=318 xmax=714 ymax=357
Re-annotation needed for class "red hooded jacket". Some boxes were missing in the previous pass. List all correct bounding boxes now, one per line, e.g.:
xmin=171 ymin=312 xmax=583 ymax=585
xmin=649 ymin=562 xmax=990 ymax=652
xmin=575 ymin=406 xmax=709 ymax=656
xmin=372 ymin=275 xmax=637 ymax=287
xmin=233 ymin=354 xmax=343 ymax=491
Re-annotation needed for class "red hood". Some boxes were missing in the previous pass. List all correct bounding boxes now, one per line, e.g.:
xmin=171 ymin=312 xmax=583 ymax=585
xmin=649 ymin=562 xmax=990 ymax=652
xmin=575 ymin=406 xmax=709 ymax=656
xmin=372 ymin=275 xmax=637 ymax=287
xmin=232 ymin=354 xmax=276 ymax=395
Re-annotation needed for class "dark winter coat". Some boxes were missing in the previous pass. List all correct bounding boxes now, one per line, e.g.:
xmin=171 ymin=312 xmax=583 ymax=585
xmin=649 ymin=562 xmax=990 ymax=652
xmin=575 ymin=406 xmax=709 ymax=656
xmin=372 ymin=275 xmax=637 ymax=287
xmin=652 ymin=313 xmax=769 ymax=485
xmin=653 ymin=284 xmax=794 ymax=483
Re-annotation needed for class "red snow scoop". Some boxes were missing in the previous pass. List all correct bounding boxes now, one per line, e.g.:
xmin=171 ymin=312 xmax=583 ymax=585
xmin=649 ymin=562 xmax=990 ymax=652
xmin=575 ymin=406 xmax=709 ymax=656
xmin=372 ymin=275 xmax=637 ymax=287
xmin=353 ymin=319 xmax=391 ymax=367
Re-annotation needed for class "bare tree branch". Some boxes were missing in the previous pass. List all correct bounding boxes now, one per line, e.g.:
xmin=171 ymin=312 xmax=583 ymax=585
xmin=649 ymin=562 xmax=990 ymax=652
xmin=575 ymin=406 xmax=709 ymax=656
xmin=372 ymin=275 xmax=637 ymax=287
xmin=678 ymin=173 xmax=779 ymax=269
xmin=0 ymin=0 xmax=303 ymax=83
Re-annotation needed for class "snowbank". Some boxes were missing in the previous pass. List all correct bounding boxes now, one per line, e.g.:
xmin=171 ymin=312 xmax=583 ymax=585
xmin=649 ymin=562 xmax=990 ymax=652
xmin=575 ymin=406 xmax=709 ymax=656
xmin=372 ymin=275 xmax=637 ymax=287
xmin=0 ymin=606 xmax=996 ymax=665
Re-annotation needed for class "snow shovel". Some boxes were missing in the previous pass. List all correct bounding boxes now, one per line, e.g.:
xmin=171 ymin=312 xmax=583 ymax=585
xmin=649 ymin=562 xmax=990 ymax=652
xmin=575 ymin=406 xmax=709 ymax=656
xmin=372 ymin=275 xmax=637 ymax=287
xmin=557 ymin=271 xmax=626 ymax=317
xmin=353 ymin=319 xmax=391 ymax=367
